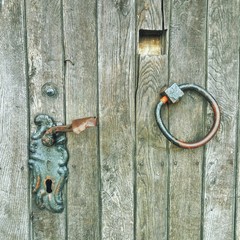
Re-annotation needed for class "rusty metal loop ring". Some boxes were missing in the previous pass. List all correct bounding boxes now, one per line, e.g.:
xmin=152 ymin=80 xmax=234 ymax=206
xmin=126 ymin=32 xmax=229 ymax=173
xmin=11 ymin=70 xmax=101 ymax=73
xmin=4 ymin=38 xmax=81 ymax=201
xmin=155 ymin=83 xmax=221 ymax=149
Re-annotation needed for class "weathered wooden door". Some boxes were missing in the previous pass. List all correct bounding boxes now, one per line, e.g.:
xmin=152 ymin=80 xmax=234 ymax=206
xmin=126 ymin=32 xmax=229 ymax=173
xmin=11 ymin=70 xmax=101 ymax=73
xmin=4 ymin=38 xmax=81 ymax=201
xmin=1 ymin=0 xmax=239 ymax=239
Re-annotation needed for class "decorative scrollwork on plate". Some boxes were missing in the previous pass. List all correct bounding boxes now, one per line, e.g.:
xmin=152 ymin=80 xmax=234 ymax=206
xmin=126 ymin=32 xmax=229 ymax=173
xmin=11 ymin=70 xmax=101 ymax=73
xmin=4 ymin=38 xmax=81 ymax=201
xmin=29 ymin=114 xmax=68 ymax=213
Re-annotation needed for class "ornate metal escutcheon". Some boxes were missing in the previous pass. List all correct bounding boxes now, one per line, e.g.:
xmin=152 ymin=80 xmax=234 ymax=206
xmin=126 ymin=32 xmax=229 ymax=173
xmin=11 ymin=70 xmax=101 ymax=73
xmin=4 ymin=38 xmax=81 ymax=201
xmin=29 ymin=114 xmax=97 ymax=213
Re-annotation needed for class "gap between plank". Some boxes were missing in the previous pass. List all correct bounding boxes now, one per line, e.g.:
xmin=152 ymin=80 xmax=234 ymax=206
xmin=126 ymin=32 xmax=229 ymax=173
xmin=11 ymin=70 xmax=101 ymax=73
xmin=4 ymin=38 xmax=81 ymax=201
xmin=23 ymin=0 xmax=33 ymax=238
xmin=60 ymin=0 xmax=68 ymax=239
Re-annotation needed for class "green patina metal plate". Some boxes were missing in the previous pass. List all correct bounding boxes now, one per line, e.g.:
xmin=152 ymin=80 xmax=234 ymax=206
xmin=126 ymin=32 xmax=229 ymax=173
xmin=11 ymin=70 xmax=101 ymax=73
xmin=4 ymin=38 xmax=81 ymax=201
xmin=29 ymin=114 xmax=68 ymax=213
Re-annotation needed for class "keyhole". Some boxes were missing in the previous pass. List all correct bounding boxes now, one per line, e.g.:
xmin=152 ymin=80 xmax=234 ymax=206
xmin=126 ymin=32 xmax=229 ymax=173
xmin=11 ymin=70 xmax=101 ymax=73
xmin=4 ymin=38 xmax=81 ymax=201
xmin=46 ymin=179 xmax=53 ymax=193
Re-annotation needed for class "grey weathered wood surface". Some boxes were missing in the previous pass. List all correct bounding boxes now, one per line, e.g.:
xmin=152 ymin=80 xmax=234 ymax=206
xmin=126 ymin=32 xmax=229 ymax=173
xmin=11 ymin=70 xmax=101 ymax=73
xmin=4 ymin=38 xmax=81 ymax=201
xmin=168 ymin=0 xmax=207 ymax=239
xmin=0 ymin=0 xmax=239 ymax=239
xmin=63 ymin=0 xmax=100 ymax=239
xmin=97 ymin=0 xmax=135 ymax=239
xmin=137 ymin=0 xmax=163 ymax=30
xmin=203 ymin=0 xmax=239 ymax=239
xmin=136 ymin=55 xmax=169 ymax=239
xmin=136 ymin=0 xmax=169 ymax=239
xmin=0 ymin=1 xmax=29 ymax=239
xmin=26 ymin=0 xmax=66 ymax=239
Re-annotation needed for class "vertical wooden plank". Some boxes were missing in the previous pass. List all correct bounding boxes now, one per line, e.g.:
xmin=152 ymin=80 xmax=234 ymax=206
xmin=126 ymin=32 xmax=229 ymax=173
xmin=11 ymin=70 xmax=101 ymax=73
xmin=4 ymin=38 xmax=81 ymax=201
xmin=26 ymin=0 xmax=66 ymax=239
xmin=168 ymin=0 xmax=207 ymax=239
xmin=204 ymin=1 xmax=239 ymax=239
xmin=136 ymin=0 xmax=169 ymax=239
xmin=136 ymin=56 xmax=169 ymax=240
xmin=63 ymin=1 xmax=99 ymax=239
xmin=0 ymin=1 xmax=29 ymax=239
xmin=138 ymin=0 xmax=163 ymax=30
xmin=98 ymin=1 xmax=135 ymax=239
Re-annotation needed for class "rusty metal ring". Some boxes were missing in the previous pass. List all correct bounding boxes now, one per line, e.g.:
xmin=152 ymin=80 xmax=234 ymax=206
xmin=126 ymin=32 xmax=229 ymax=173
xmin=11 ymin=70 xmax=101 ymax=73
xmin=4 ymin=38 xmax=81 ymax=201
xmin=155 ymin=83 xmax=221 ymax=149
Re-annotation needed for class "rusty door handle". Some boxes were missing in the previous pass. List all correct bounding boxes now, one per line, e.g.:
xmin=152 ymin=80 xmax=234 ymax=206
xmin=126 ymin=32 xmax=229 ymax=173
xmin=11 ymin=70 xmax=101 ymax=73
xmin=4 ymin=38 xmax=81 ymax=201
xmin=29 ymin=114 xmax=97 ymax=212
xmin=155 ymin=83 xmax=221 ymax=149
xmin=42 ymin=117 xmax=97 ymax=146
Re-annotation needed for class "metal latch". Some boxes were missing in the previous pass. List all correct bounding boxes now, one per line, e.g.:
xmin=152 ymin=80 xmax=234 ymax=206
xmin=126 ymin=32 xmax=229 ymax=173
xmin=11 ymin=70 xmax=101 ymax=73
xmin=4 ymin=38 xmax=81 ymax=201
xmin=29 ymin=114 xmax=97 ymax=213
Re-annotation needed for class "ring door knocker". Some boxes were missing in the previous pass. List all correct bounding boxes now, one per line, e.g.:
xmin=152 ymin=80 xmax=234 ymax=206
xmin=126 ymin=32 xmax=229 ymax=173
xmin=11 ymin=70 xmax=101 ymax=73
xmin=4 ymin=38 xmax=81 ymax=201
xmin=155 ymin=83 xmax=221 ymax=149
xmin=29 ymin=114 xmax=97 ymax=213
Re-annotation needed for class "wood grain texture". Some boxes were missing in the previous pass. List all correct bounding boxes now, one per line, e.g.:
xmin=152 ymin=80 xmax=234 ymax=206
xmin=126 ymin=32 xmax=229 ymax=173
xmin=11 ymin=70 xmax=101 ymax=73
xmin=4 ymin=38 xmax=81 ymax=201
xmin=98 ymin=1 xmax=135 ymax=239
xmin=0 ymin=1 xmax=29 ymax=239
xmin=168 ymin=0 xmax=207 ymax=239
xmin=136 ymin=56 xmax=169 ymax=240
xmin=204 ymin=1 xmax=239 ymax=239
xmin=0 ymin=1 xmax=239 ymax=239
xmin=136 ymin=0 xmax=169 ymax=239
xmin=63 ymin=1 xmax=99 ymax=239
xmin=137 ymin=0 xmax=163 ymax=30
xmin=26 ymin=0 xmax=66 ymax=239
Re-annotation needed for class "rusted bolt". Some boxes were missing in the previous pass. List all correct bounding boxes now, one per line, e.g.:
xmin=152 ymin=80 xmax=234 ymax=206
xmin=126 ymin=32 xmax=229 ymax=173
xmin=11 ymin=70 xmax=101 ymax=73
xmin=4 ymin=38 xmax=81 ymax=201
xmin=164 ymin=83 xmax=184 ymax=103
xmin=46 ymin=88 xmax=56 ymax=97
xmin=42 ymin=83 xmax=58 ymax=98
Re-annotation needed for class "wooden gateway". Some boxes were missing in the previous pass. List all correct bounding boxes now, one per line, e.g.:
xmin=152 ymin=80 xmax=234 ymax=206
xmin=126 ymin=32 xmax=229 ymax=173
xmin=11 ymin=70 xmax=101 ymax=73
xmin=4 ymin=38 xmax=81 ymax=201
xmin=0 ymin=0 xmax=239 ymax=239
